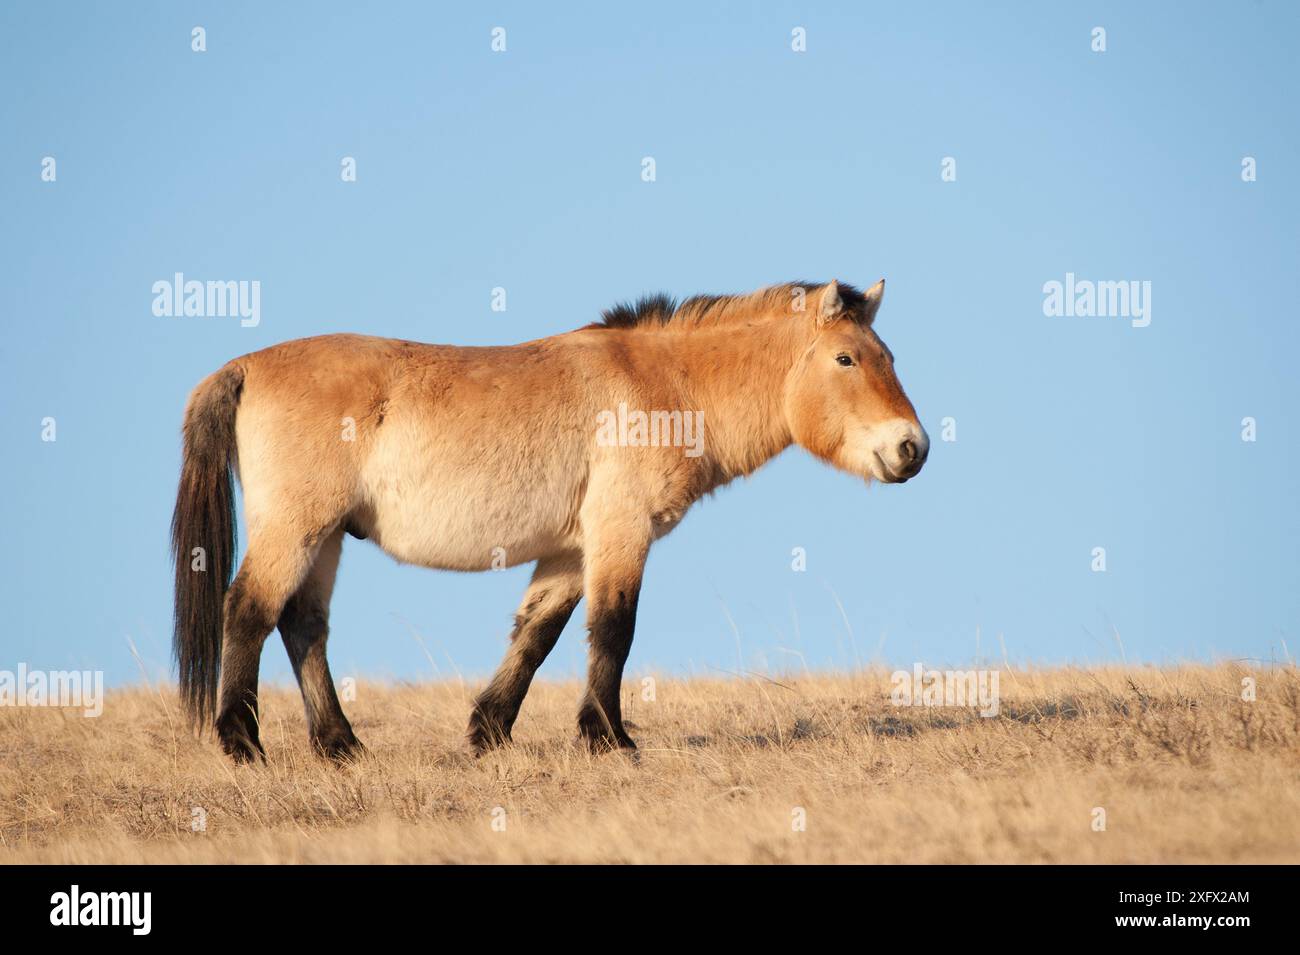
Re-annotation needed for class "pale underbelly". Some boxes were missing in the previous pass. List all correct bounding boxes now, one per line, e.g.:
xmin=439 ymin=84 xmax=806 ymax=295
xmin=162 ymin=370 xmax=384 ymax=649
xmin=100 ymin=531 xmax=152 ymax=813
xmin=356 ymin=432 xmax=585 ymax=571
xmin=364 ymin=496 xmax=573 ymax=571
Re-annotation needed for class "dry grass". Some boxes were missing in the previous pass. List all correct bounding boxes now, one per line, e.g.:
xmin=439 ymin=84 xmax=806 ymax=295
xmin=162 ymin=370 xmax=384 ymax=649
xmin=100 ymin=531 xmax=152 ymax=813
xmin=2 ymin=664 xmax=1298 ymax=864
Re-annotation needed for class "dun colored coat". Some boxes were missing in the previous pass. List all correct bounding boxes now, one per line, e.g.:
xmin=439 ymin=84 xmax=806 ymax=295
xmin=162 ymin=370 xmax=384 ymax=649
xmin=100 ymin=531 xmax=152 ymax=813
xmin=171 ymin=279 xmax=928 ymax=761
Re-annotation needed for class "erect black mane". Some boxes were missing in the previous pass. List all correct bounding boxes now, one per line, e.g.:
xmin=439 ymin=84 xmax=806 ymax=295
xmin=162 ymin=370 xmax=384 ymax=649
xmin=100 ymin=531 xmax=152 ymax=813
xmin=594 ymin=282 xmax=866 ymax=329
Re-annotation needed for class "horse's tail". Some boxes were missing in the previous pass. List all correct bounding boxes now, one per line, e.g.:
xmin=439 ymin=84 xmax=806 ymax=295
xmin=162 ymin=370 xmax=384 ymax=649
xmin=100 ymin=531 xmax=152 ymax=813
xmin=171 ymin=362 xmax=244 ymax=730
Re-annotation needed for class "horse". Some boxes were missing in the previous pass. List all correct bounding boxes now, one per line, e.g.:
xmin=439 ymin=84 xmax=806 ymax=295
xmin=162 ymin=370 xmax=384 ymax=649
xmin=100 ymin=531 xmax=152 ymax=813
xmin=170 ymin=278 xmax=929 ymax=762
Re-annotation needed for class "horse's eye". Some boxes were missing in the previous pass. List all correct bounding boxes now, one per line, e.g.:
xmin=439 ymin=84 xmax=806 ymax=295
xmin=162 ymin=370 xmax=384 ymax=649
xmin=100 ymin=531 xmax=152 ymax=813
xmin=836 ymin=354 xmax=854 ymax=367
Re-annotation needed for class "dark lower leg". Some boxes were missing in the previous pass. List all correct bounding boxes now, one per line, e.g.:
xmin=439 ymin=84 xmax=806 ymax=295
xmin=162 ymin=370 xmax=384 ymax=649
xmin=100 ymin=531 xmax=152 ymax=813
xmin=577 ymin=588 xmax=640 ymax=752
xmin=468 ymin=600 xmax=578 ymax=752
xmin=279 ymin=596 xmax=361 ymax=761
xmin=215 ymin=576 xmax=277 ymax=762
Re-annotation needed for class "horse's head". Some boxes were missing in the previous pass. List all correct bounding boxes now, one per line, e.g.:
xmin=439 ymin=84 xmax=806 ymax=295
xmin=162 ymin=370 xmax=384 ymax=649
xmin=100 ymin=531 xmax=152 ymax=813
xmin=785 ymin=279 xmax=928 ymax=484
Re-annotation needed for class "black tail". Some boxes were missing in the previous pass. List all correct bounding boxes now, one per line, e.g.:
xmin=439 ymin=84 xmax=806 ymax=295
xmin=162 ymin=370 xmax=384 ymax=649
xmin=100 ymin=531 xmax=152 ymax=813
xmin=171 ymin=363 xmax=244 ymax=730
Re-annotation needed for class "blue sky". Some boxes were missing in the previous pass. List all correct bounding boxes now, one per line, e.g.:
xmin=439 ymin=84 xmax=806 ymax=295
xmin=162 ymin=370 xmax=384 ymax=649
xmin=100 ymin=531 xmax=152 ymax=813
xmin=2 ymin=2 xmax=1297 ymax=689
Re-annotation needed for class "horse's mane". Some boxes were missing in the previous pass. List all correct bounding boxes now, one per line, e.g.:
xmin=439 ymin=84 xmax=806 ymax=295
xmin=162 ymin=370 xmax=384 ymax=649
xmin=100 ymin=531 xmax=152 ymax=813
xmin=593 ymin=281 xmax=866 ymax=330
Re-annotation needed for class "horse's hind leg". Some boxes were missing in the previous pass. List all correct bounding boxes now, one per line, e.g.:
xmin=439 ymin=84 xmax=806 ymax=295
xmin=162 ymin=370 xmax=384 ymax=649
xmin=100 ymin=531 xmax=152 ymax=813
xmin=215 ymin=524 xmax=320 ymax=762
xmin=467 ymin=552 xmax=583 ymax=753
xmin=278 ymin=528 xmax=362 ymax=761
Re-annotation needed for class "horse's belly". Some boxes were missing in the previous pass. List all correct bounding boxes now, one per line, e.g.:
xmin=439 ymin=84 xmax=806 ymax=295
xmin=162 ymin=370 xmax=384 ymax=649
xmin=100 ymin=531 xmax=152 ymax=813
xmin=358 ymin=429 xmax=583 ymax=571
xmin=367 ymin=493 xmax=565 ymax=570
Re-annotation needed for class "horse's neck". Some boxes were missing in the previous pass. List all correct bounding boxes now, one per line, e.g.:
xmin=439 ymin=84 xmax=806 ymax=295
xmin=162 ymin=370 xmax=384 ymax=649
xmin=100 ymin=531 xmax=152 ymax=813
xmin=668 ymin=319 xmax=800 ymax=481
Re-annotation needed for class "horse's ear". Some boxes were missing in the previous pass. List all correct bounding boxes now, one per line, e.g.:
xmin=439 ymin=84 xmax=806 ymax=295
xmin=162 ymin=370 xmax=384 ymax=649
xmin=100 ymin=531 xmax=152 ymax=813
xmin=817 ymin=281 xmax=844 ymax=326
xmin=861 ymin=278 xmax=885 ymax=326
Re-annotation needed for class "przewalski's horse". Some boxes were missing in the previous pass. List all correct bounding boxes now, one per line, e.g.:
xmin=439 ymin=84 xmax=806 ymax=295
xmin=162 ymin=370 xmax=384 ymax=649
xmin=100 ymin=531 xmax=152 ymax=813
xmin=171 ymin=279 xmax=928 ymax=762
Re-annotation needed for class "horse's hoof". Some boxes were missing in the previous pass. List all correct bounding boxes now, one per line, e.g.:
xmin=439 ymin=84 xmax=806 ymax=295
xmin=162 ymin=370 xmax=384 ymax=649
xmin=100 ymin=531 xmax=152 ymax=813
xmin=466 ymin=709 xmax=513 ymax=755
xmin=313 ymin=730 xmax=367 ymax=763
xmin=220 ymin=734 xmax=266 ymax=764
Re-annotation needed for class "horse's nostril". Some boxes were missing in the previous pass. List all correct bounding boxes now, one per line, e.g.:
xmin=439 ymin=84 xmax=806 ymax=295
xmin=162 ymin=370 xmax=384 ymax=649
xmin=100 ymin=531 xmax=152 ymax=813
xmin=900 ymin=439 xmax=917 ymax=463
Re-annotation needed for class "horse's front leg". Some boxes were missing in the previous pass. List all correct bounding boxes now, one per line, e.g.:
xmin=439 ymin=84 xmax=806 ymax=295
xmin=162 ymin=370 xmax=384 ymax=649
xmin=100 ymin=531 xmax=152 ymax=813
xmin=466 ymin=551 xmax=583 ymax=754
xmin=575 ymin=515 xmax=650 ymax=752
